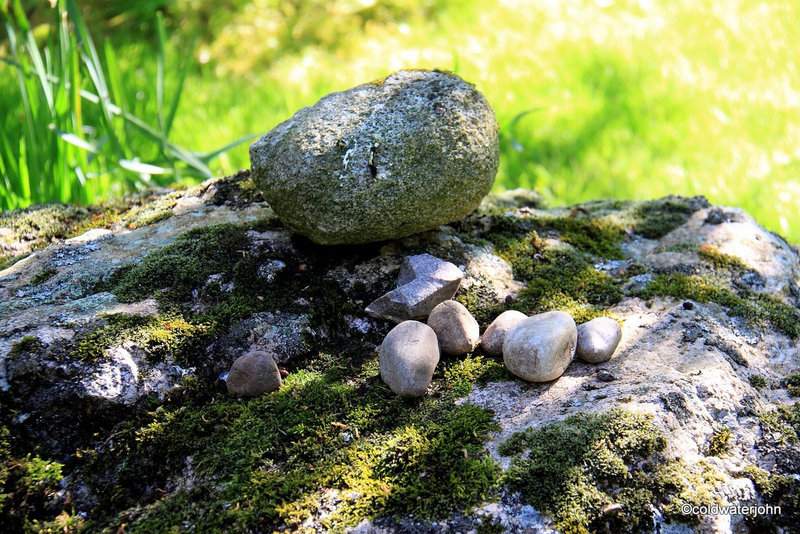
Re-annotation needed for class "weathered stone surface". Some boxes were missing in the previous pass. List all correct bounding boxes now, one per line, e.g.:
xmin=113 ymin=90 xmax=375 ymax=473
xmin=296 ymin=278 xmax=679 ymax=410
xmin=226 ymin=351 xmax=282 ymax=396
xmin=2 ymin=174 xmax=800 ymax=534
xmin=502 ymin=311 xmax=577 ymax=382
xmin=575 ymin=317 xmax=622 ymax=363
xmin=396 ymin=253 xmax=463 ymax=286
xmin=481 ymin=310 xmax=527 ymax=357
xmin=427 ymin=300 xmax=480 ymax=355
xmin=211 ymin=311 xmax=313 ymax=364
xmin=249 ymin=69 xmax=499 ymax=244
xmin=379 ymin=320 xmax=440 ymax=397
xmin=80 ymin=341 xmax=191 ymax=405
xmin=365 ymin=254 xmax=463 ymax=322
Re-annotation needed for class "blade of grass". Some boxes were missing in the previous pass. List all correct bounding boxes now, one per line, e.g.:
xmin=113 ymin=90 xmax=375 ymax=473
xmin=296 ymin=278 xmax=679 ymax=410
xmin=70 ymin=31 xmax=89 ymax=171
xmin=103 ymin=41 xmax=129 ymax=148
xmin=119 ymin=159 xmax=172 ymax=175
xmin=155 ymin=11 xmax=166 ymax=135
xmin=65 ymin=0 xmax=126 ymax=160
xmin=57 ymin=130 xmax=99 ymax=153
xmin=164 ymin=29 xmax=197 ymax=138
xmin=197 ymin=132 xmax=259 ymax=163
xmin=154 ymin=11 xmax=175 ymax=179
xmin=4 ymin=18 xmax=36 ymax=201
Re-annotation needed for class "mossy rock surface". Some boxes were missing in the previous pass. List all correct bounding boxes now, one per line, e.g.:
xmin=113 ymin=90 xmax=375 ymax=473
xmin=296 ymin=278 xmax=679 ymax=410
xmin=250 ymin=70 xmax=500 ymax=244
xmin=1 ymin=172 xmax=799 ymax=533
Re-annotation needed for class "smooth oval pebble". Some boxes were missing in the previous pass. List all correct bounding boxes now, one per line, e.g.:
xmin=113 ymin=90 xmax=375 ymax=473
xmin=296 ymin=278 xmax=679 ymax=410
xmin=250 ymin=69 xmax=499 ymax=244
xmin=226 ymin=351 xmax=282 ymax=396
xmin=427 ymin=300 xmax=480 ymax=355
xmin=502 ymin=311 xmax=577 ymax=382
xmin=576 ymin=317 xmax=622 ymax=363
xmin=379 ymin=320 xmax=440 ymax=397
xmin=480 ymin=309 xmax=527 ymax=357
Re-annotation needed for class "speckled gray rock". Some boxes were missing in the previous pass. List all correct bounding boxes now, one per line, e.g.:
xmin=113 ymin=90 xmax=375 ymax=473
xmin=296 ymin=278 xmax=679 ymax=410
xmin=249 ymin=69 xmax=499 ymax=244
xmin=379 ymin=320 xmax=440 ymax=397
xmin=427 ymin=300 xmax=480 ymax=355
xmin=397 ymin=253 xmax=462 ymax=286
xmin=365 ymin=254 xmax=463 ymax=323
xmin=502 ymin=311 xmax=577 ymax=382
xmin=480 ymin=310 xmax=527 ymax=357
xmin=576 ymin=317 xmax=622 ymax=363
xmin=226 ymin=351 xmax=282 ymax=396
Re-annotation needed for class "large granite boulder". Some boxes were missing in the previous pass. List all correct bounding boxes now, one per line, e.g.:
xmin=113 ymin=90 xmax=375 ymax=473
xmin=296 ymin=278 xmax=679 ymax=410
xmin=249 ymin=69 xmax=499 ymax=244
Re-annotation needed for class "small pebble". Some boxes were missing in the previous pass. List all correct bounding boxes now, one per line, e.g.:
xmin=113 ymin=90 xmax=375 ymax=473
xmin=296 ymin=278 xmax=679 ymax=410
xmin=503 ymin=311 xmax=577 ymax=382
xmin=597 ymin=369 xmax=617 ymax=382
xmin=427 ymin=300 xmax=480 ymax=355
xmin=576 ymin=317 xmax=622 ymax=364
xmin=380 ymin=320 xmax=440 ymax=397
xmin=226 ymin=351 xmax=282 ymax=396
xmin=365 ymin=254 xmax=463 ymax=323
xmin=480 ymin=310 xmax=527 ymax=357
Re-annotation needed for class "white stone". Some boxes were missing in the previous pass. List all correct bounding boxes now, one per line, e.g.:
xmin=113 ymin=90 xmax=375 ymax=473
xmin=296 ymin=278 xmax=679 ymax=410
xmin=502 ymin=311 xmax=577 ymax=382
xmin=576 ymin=317 xmax=622 ymax=363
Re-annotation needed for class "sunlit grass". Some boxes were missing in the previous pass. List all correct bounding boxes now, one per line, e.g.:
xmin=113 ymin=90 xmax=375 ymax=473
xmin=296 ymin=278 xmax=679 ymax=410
xmin=2 ymin=0 xmax=799 ymax=242
xmin=0 ymin=0 xmax=252 ymax=210
xmin=159 ymin=0 xmax=800 ymax=241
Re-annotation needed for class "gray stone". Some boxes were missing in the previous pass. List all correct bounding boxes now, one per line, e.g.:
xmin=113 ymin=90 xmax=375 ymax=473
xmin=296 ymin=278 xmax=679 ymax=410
xmin=249 ymin=69 xmax=499 ymax=244
xmin=365 ymin=254 xmax=463 ymax=323
xmin=226 ymin=351 xmax=282 ymax=397
xmin=397 ymin=253 xmax=463 ymax=286
xmin=502 ymin=311 xmax=577 ymax=382
xmin=596 ymin=368 xmax=617 ymax=382
xmin=576 ymin=317 xmax=622 ymax=363
xmin=480 ymin=310 xmax=527 ymax=357
xmin=427 ymin=300 xmax=480 ymax=355
xmin=379 ymin=320 xmax=440 ymax=397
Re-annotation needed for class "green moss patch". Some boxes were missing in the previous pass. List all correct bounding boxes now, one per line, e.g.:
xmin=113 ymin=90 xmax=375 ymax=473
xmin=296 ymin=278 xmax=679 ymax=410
xmin=499 ymin=409 xmax=723 ymax=533
xmin=704 ymin=428 xmax=733 ymax=457
xmin=533 ymin=215 xmax=625 ymax=259
xmin=0 ymin=205 xmax=93 ymax=269
xmin=497 ymin=233 xmax=622 ymax=323
xmin=636 ymin=274 xmax=800 ymax=338
xmin=0 ymin=192 xmax=178 ymax=271
xmin=71 ymin=313 xmax=211 ymax=367
xmin=29 ymin=267 xmax=58 ymax=286
xmin=0 ymin=204 xmax=94 ymax=247
xmin=511 ymin=248 xmax=622 ymax=323
xmin=100 ymin=223 xmax=251 ymax=307
xmin=758 ymin=404 xmax=800 ymax=447
xmin=9 ymin=336 xmax=44 ymax=359
xmin=786 ymin=374 xmax=800 ymax=397
xmin=740 ymin=465 xmax=799 ymax=531
xmin=697 ymin=246 xmax=750 ymax=273
xmin=78 ymin=355 xmax=503 ymax=532
xmin=1 ymin=424 xmax=66 ymax=533
xmin=749 ymin=374 xmax=767 ymax=390
xmin=629 ymin=197 xmax=705 ymax=239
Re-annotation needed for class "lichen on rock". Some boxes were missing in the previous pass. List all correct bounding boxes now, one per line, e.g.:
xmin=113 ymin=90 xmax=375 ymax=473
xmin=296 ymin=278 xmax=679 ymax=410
xmin=250 ymin=69 xmax=500 ymax=244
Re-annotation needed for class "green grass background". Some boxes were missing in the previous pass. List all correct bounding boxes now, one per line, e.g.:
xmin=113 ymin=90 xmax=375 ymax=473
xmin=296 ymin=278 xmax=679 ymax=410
xmin=2 ymin=0 xmax=799 ymax=242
